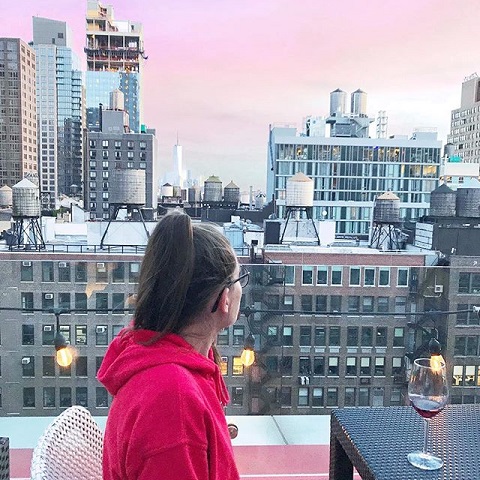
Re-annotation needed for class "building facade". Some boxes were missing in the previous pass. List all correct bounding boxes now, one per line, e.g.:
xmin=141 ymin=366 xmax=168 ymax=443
xmin=0 ymin=38 xmax=37 ymax=187
xmin=84 ymin=110 xmax=157 ymax=219
xmin=267 ymin=126 xmax=442 ymax=235
xmin=85 ymin=0 xmax=145 ymax=133
xmin=33 ymin=17 xmax=85 ymax=206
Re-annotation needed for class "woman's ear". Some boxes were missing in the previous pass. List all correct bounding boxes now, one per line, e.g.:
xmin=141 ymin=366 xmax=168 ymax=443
xmin=217 ymin=287 xmax=230 ymax=314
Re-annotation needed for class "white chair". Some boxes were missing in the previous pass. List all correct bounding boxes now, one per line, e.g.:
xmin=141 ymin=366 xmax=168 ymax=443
xmin=30 ymin=405 xmax=103 ymax=480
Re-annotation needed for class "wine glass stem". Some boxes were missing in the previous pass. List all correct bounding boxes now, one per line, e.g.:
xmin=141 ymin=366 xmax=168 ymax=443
xmin=423 ymin=419 xmax=429 ymax=454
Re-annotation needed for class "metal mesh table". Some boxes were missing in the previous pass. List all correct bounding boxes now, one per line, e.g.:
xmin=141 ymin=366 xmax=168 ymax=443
xmin=0 ymin=437 xmax=9 ymax=480
xmin=330 ymin=404 xmax=480 ymax=480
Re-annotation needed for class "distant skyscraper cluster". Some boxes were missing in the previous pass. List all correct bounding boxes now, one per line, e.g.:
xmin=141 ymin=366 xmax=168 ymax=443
xmin=0 ymin=0 xmax=158 ymax=220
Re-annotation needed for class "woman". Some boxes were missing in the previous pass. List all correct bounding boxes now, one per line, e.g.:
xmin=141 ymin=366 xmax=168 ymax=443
xmin=98 ymin=212 xmax=246 ymax=480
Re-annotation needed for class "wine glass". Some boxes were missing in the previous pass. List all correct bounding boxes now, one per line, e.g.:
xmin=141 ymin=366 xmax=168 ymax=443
xmin=407 ymin=357 xmax=449 ymax=470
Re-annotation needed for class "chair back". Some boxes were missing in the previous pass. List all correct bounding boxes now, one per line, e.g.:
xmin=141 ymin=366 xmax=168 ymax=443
xmin=30 ymin=405 xmax=103 ymax=480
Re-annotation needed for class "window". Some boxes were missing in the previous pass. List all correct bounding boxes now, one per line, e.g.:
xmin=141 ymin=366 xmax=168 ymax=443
xmin=75 ymin=325 xmax=87 ymax=345
xmin=76 ymin=356 xmax=88 ymax=377
xmin=377 ymin=296 xmax=389 ymax=313
xmin=364 ymin=268 xmax=375 ymax=286
xmin=96 ymin=326 xmax=108 ymax=345
xmin=267 ymin=325 xmax=279 ymax=343
xmin=394 ymin=296 xmax=407 ymax=314
xmin=397 ymin=268 xmax=409 ymax=286
xmin=231 ymin=387 xmax=244 ymax=406
xmin=301 ymin=295 xmax=312 ymax=312
xmin=458 ymin=272 xmax=480 ymax=294
xmin=331 ymin=267 xmax=342 ymax=285
xmin=112 ymin=325 xmax=123 ymax=337
xmin=299 ymin=357 xmax=311 ymax=375
xmin=359 ymin=387 xmax=370 ymax=406
xmin=349 ymin=267 xmax=360 ymax=286
xmin=232 ymin=326 xmax=244 ymax=345
xmin=217 ymin=328 xmax=229 ymax=346
xmin=42 ymin=261 xmax=54 ymax=282
xmin=96 ymin=356 xmax=104 ymax=374
xmin=23 ymin=387 xmax=35 ymax=408
xmin=329 ymin=326 xmax=340 ymax=346
xmin=392 ymin=357 xmax=403 ymax=375
xmin=22 ymin=356 xmax=35 ymax=376
xmin=43 ymin=387 xmax=55 ymax=408
xmin=59 ymin=387 xmax=72 ymax=407
xmin=326 ymin=387 xmax=338 ymax=407
xmin=330 ymin=295 xmax=342 ymax=313
xmin=312 ymin=387 xmax=323 ymax=407
xmin=22 ymin=324 xmax=34 ymax=345
xmin=317 ymin=266 xmax=327 ymax=285
xmin=96 ymin=293 xmax=108 ymax=313
xmin=112 ymin=293 xmax=125 ymax=314
xmin=315 ymin=327 xmax=326 ymax=346
xmin=219 ymin=356 xmax=228 ymax=375
xmin=328 ymin=357 xmax=339 ymax=376
xmin=348 ymin=296 xmax=360 ymax=313
xmin=393 ymin=327 xmax=404 ymax=347
xmin=374 ymin=357 xmax=385 ymax=376
xmin=232 ymin=357 xmax=243 ymax=375
xmin=75 ymin=293 xmax=87 ymax=313
xmin=129 ymin=263 xmax=140 ymax=283
xmin=58 ymin=262 xmax=70 ymax=282
xmin=42 ymin=325 xmax=54 ymax=345
xmin=281 ymin=356 xmax=292 ymax=375
xmin=390 ymin=387 xmax=402 ymax=406
xmin=96 ymin=262 xmax=108 ymax=283
xmin=283 ymin=326 xmax=293 ymax=346
xmin=298 ymin=387 xmax=309 ymax=406
xmin=96 ymin=387 xmax=109 ymax=407
xmin=362 ymin=296 xmax=374 ymax=313
xmin=313 ymin=356 xmax=325 ymax=375
xmin=360 ymin=357 xmax=371 ymax=375
xmin=316 ymin=295 xmax=327 ymax=312
xmin=361 ymin=327 xmax=373 ymax=346
xmin=75 ymin=263 xmax=87 ymax=282
xmin=345 ymin=387 xmax=356 ymax=407
xmin=112 ymin=263 xmax=125 ymax=283
xmin=102 ymin=140 xmax=109 ymax=148
xmin=20 ymin=262 xmax=33 ymax=281
xmin=299 ymin=326 xmax=311 ymax=346
xmin=302 ymin=266 xmax=313 ymax=285
xmin=284 ymin=265 xmax=295 ymax=285
xmin=58 ymin=293 xmax=70 ymax=310
xmin=347 ymin=327 xmax=358 ymax=347
xmin=42 ymin=293 xmax=54 ymax=310
xmin=59 ymin=325 xmax=71 ymax=345
xmin=21 ymin=292 xmax=34 ymax=311
xmin=376 ymin=327 xmax=387 ymax=347
xmin=265 ymin=356 xmax=278 ymax=373
xmin=346 ymin=357 xmax=357 ymax=376
xmin=76 ymin=387 xmax=88 ymax=407
xmin=379 ymin=268 xmax=390 ymax=286
xmin=280 ymin=386 xmax=292 ymax=406
xmin=283 ymin=295 xmax=294 ymax=311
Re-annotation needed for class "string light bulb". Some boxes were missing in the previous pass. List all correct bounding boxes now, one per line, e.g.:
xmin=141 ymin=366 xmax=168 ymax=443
xmin=56 ymin=345 xmax=73 ymax=367
xmin=241 ymin=334 xmax=255 ymax=367
xmin=428 ymin=337 xmax=445 ymax=373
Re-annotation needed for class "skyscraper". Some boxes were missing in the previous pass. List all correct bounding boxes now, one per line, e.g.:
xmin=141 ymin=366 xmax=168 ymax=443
xmin=85 ymin=0 xmax=146 ymax=133
xmin=32 ymin=17 xmax=85 ymax=207
xmin=447 ymin=73 xmax=480 ymax=165
xmin=0 ymin=38 xmax=37 ymax=187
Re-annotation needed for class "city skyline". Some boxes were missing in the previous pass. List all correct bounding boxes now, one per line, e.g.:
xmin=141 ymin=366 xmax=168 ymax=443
xmin=4 ymin=0 xmax=480 ymax=191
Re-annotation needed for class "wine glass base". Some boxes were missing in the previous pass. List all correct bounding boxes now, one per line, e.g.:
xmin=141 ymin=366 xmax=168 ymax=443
xmin=407 ymin=451 xmax=443 ymax=470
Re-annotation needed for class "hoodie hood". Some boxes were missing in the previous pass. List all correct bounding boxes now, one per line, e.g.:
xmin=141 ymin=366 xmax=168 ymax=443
xmin=98 ymin=328 xmax=230 ymax=406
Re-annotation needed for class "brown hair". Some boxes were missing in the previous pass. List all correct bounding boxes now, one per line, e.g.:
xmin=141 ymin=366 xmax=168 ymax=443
xmin=133 ymin=212 xmax=237 ymax=334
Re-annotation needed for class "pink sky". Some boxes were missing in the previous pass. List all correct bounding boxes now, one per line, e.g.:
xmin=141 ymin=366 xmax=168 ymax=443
xmin=3 ymin=0 xmax=480 ymax=191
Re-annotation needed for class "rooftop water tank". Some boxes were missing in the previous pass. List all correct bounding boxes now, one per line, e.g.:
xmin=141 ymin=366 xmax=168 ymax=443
xmin=330 ymin=88 xmax=347 ymax=116
xmin=373 ymin=192 xmax=401 ymax=224
xmin=188 ymin=186 xmax=201 ymax=203
xmin=456 ymin=178 xmax=480 ymax=218
xmin=12 ymin=179 xmax=41 ymax=217
xmin=351 ymin=88 xmax=367 ymax=115
xmin=203 ymin=175 xmax=223 ymax=202
xmin=161 ymin=183 xmax=174 ymax=198
xmin=109 ymin=169 xmax=146 ymax=205
xmin=0 ymin=185 xmax=12 ymax=207
xmin=224 ymin=181 xmax=240 ymax=203
xmin=430 ymin=184 xmax=456 ymax=217
xmin=285 ymin=172 xmax=314 ymax=207
xmin=255 ymin=192 xmax=266 ymax=209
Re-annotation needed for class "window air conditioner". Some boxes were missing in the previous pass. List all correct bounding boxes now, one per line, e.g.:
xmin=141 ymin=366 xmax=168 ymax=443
xmin=97 ymin=262 xmax=106 ymax=272
xmin=434 ymin=285 xmax=444 ymax=294
xmin=96 ymin=326 xmax=107 ymax=333
xmin=43 ymin=325 xmax=52 ymax=332
xmin=21 ymin=357 xmax=31 ymax=365
xmin=22 ymin=261 xmax=32 ymax=267
xmin=58 ymin=262 xmax=67 ymax=268
xmin=44 ymin=294 xmax=54 ymax=300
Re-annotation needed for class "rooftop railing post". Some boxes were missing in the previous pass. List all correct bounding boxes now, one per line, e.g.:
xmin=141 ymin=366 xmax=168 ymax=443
xmin=0 ymin=437 xmax=9 ymax=480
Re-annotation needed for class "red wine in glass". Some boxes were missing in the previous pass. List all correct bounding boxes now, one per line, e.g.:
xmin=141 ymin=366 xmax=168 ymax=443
xmin=411 ymin=397 xmax=445 ymax=419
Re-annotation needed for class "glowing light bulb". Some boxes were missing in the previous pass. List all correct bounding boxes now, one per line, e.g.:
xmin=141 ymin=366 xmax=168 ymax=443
xmin=241 ymin=348 xmax=255 ymax=367
xmin=56 ymin=347 xmax=73 ymax=367
xmin=430 ymin=354 xmax=445 ymax=373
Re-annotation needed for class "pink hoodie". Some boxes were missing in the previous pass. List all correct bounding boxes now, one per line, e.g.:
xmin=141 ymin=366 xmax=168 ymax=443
xmin=98 ymin=329 xmax=240 ymax=480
